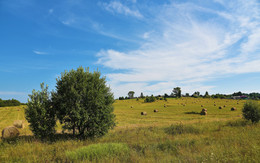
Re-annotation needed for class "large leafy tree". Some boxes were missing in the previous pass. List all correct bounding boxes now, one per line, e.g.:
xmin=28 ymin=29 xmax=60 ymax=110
xmin=52 ymin=67 xmax=115 ymax=138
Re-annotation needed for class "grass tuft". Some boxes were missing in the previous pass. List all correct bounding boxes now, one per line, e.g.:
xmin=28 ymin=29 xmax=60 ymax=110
xmin=65 ymin=143 xmax=129 ymax=161
xmin=165 ymin=123 xmax=201 ymax=135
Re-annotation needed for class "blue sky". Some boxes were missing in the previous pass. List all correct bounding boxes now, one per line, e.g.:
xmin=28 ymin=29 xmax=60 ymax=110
xmin=0 ymin=0 xmax=260 ymax=102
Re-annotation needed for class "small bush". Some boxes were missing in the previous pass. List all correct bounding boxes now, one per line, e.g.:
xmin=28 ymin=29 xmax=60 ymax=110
xmin=144 ymin=95 xmax=155 ymax=103
xmin=242 ymin=101 xmax=260 ymax=123
xmin=65 ymin=143 xmax=129 ymax=161
xmin=165 ymin=123 xmax=201 ymax=135
xmin=25 ymin=83 xmax=56 ymax=139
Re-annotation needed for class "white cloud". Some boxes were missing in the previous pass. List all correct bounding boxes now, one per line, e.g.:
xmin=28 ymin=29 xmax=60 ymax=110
xmin=102 ymin=1 xmax=143 ymax=18
xmin=33 ymin=50 xmax=48 ymax=55
xmin=97 ymin=1 xmax=260 ymax=98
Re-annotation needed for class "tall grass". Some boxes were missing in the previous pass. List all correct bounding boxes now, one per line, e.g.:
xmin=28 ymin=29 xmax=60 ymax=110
xmin=65 ymin=143 xmax=129 ymax=161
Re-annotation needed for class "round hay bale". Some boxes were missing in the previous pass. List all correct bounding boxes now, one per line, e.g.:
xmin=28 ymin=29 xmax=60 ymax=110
xmin=219 ymin=106 xmax=222 ymax=109
xmin=202 ymin=108 xmax=207 ymax=112
xmin=201 ymin=105 xmax=203 ymax=107
xmin=231 ymin=107 xmax=237 ymax=111
xmin=13 ymin=120 xmax=24 ymax=129
xmin=164 ymin=104 xmax=167 ymax=107
xmin=223 ymin=105 xmax=226 ymax=107
xmin=141 ymin=112 xmax=147 ymax=115
xmin=214 ymin=104 xmax=216 ymax=106
xmin=154 ymin=109 xmax=158 ymax=112
xmin=200 ymin=111 xmax=207 ymax=115
xmin=2 ymin=126 xmax=19 ymax=139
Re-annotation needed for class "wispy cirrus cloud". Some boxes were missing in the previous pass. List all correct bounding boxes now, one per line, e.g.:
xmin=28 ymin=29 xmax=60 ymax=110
xmin=97 ymin=0 xmax=260 ymax=97
xmin=33 ymin=50 xmax=48 ymax=55
xmin=101 ymin=1 xmax=143 ymax=18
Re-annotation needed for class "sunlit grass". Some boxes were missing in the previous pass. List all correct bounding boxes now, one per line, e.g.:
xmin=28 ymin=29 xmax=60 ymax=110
xmin=0 ymin=98 xmax=259 ymax=162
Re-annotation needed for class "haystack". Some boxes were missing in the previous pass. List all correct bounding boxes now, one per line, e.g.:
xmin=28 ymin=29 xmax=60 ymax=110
xmin=13 ymin=120 xmax=24 ymax=129
xmin=141 ymin=112 xmax=147 ymax=115
xmin=154 ymin=109 xmax=158 ymax=112
xmin=219 ymin=106 xmax=222 ymax=109
xmin=231 ymin=107 xmax=237 ymax=111
xmin=200 ymin=108 xmax=207 ymax=115
xmin=2 ymin=126 xmax=19 ymax=139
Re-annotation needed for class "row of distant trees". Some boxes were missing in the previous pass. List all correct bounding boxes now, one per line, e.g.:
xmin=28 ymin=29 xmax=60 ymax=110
xmin=0 ymin=98 xmax=21 ymax=107
xmin=119 ymin=88 xmax=260 ymax=100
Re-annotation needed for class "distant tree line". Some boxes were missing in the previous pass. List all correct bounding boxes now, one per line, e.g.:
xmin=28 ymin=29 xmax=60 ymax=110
xmin=0 ymin=98 xmax=21 ymax=107
xmin=119 ymin=88 xmax=260 ymax=101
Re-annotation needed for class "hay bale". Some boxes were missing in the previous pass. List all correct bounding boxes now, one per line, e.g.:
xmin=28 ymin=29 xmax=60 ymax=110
xmin=164 ymin=104 xmax=167 ymax=108
xmin=231 ymin=107 xmax=237 ymax=111
xmin=130 ymin=106 xmax=133 ymax=108
xmin=200 ymin=110 xmax=207 ymax=115
xmin=219 ymin=106 xmax=222 ymax=109
xmin=202 ymin=108 xmax=207 ymax=112
xmin=141 ymin=112 xmax=147 ymax=115
xmin=201 ymin=105 xmax=203 ymax=107
xmin=214 ymin=104 xmax=216 ymax=106
xmin=200 ymin=108 xmax=207 ymax=115
xmin=154 ymin=109 xmax=158 ymax=112
xmin=13 ymin=120 xmax=24 ymax=129
xmin=223 ymin=105 xmax=226 ymax=107
xmin=2 ymin=126 xmax=20 ymax=139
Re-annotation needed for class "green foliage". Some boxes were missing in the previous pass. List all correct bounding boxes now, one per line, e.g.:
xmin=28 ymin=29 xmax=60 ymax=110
xmin=0 ymin=98 xmax=21 ymax=107
xmin=52 ymin=67 xmax=115 ymax=138
xmin=25 ymin=83 xmax=56 ymax=139
xmin=165 ymin=123 xmax=201 ymax=135
xmin=128 ymin=91 xmax=135 ymax=99
xmin=119 ymin=97 xmax=124 ymax=100
xmin=173 ymin=87 xmax=181 ymax=98
xmin=204 ymin=91 xmax=210 ymax=98
xmin=242 ymin=101 xmax=260 ymax=123
xmin=144 ymin=95 xmax=155 ymax=103
xmin=140 ymin=92 xmax=144 ymax=98
xmin=66 ymin=143 xmax=129 ymax=161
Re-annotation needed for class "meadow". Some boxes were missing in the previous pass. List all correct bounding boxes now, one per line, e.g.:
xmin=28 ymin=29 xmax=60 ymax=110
xmin=0 ymin=98 xmax=259 ymax=162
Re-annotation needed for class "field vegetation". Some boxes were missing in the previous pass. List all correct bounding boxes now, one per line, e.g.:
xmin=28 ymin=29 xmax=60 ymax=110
xmin=0 ymin=98 xmax=260 ymax=162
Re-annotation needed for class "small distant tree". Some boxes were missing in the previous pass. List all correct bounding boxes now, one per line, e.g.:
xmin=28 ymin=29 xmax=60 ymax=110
xmin=25 ymin=83 xmax=56 ymax=139
xmin=185 ymin=93 xmax=190 ymax=97
xmin=173 ymin=87 xmax=181 ymax=98
xmin=128 ymin=91 xmax=135 ymax=99
xmin=52 ymin=67 xmax=115 ymax=138
xmin=204 ymin=91 xmax=210 ymax=98
xmin=140 ymin=92 xmax=144 ymax=98
xmin=242 ymin=101 xmax=260 ymax=123
xmin=192 ymin=91 xmax=200 ymax=98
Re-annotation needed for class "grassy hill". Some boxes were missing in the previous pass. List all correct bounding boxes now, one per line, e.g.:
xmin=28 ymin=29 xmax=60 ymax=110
xmin=0 ymin=98 xmax=259 ymax=162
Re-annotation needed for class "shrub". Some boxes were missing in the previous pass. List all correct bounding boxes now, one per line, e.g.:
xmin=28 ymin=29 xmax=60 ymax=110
xmin=25 ymin=83 xmax=56 ymax=139
xmin=52 ymin=67 xmax=115 ymax=138
xmin=144 ymin=95 xmax=155 ymax=103
xmin=242 ymin=101 xmax=260 ymax=123
xmin=65 ymin=143 xmax=129 ymax=161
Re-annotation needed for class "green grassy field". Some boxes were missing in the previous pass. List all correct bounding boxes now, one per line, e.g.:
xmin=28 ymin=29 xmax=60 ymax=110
xmin=0 ymin=98 xmax=259 ymax=162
